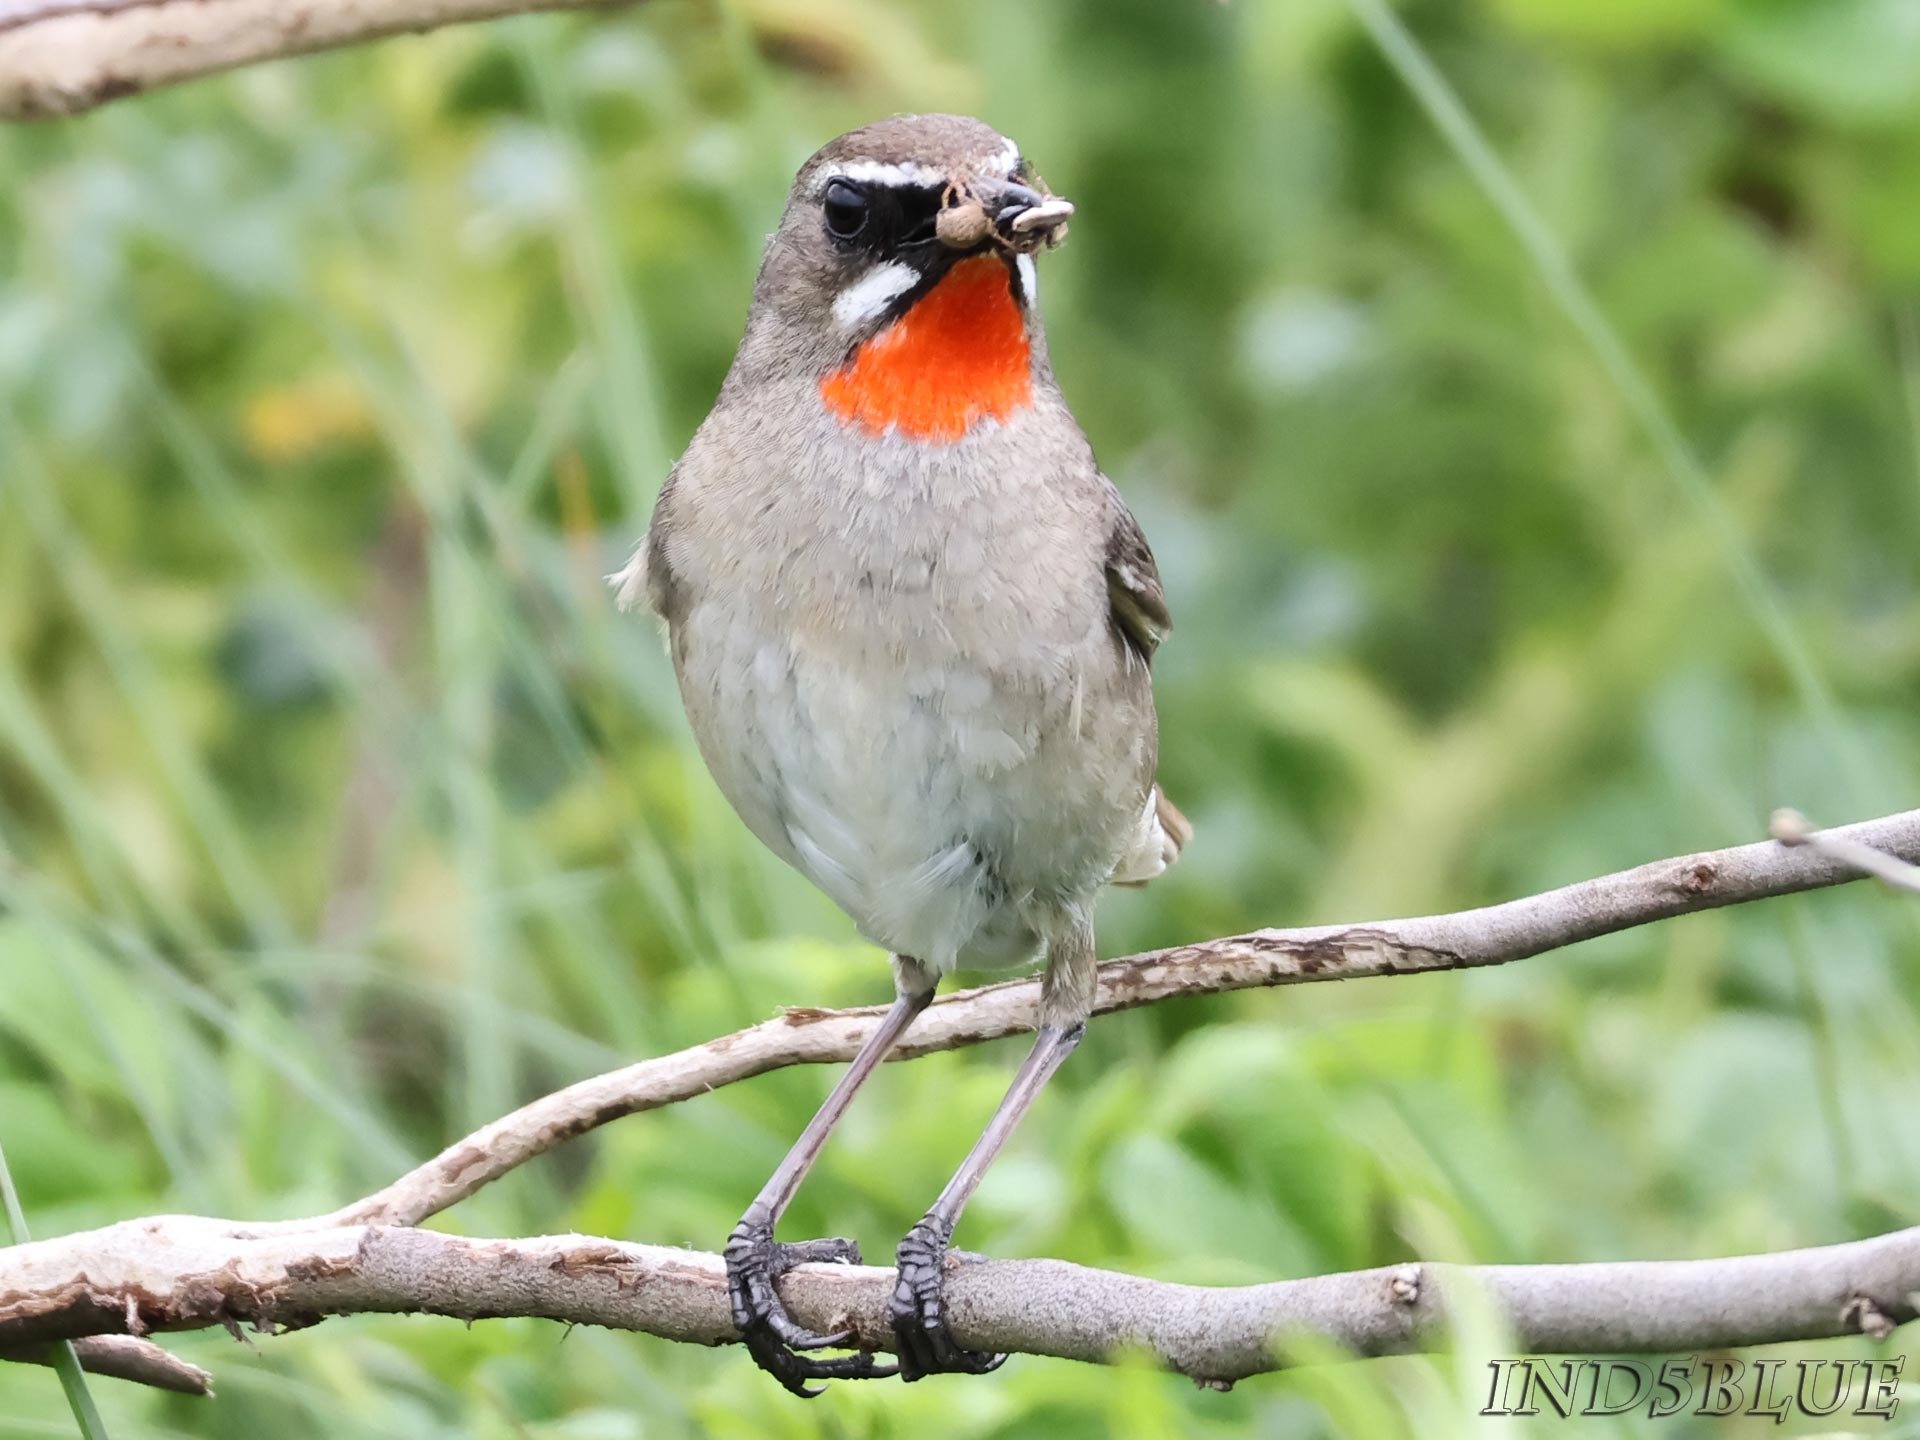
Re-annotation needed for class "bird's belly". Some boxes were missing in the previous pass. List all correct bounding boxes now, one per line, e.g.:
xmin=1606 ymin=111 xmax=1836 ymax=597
xmin=675 ymin=590 xmax=1151 ymax=973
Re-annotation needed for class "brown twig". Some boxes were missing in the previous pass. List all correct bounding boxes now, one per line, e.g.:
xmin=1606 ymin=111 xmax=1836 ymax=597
xmin=1771 ymin=808 xmax=1920 ymax=897
xmin=0 ymin=0 xmax=637 ymax=119
xmin=318 ymin=807 xmax=1920 ymax=1231
xmin=2 ymin=1335 xmax=213 ymax=1395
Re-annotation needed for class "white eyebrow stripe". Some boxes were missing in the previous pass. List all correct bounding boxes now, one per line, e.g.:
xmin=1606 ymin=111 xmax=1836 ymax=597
xmin=821 ymin=159 xmax=941 ymax=191
xmin=833 ymin=260 xmax=919 ymax=330
xmin=994 ymin=140 xmax=1021 ymax=175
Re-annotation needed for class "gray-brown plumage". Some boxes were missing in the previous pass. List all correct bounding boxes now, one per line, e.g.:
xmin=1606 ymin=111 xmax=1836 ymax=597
xmin=616 ymin=113 xmax=1184 ymax=1394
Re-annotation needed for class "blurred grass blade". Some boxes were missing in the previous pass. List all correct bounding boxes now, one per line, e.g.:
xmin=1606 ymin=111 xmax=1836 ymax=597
xmin=1897 ymin=305 xmax=1920 ymax=505
xmin=0 ymin=1140 xmax=111 ymax=1440
xmin=3 ymin=421 xmax=292 ymax=947
xmin=516 ymin=27 xmax=671 ymax=516
xmin=1345 ymin=0 xmax=1876 ymax=806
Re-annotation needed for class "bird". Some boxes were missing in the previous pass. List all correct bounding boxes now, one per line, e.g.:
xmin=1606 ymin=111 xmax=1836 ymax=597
xmin=615 ymin=113 xmax=1187 ymax=1394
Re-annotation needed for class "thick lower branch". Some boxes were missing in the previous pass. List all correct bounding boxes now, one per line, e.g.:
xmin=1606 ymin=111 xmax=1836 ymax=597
xmin=324 ymin=809 xmax=1920 ymax=1230
xmin=0 ymin=1220 xmax=1913 ymax=1383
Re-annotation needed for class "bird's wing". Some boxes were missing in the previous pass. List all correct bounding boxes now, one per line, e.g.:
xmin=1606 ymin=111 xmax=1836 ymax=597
xmin=1103 ymin=488 xmax=1171 ymax=664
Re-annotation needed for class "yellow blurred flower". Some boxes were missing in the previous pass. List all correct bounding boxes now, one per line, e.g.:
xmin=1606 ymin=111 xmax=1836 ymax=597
xmin=242 ymin=375 xmax=373 ymax=461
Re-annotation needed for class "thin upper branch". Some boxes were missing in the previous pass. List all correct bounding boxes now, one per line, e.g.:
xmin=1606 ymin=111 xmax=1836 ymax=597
xmin=322 ymin=808 xmax=1920 ymax=1230
xmin=0 ymin=0 xmax=634 ymax=120
xmin=0 ymin=1220 xmax=1913 ymax=1384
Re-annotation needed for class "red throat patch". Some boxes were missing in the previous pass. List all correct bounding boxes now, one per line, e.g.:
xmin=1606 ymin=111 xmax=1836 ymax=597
xmin=820 ymin=256 xmax=1033 ymax=442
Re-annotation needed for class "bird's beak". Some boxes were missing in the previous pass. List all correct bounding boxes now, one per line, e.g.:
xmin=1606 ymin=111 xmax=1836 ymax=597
xmin=992 ymin=180 xmax=1075 ymax=243
xmin=1007 ymin=194 xmax=1076 ymax=240
xmin=938 ymin=178 xmax=1074 ymax=254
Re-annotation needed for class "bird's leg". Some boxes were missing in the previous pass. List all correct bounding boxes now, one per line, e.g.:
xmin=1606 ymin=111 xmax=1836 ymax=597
xmin=890 ymin=915 xmax=1096 ymax=1380
xmin=890 ymin=1023 xmax=1081 ymax=1378
xmin=727 ymin=957 xmax=935 ymax=1396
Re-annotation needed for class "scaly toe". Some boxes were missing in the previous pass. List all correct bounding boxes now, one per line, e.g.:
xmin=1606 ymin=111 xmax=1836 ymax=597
xmin=889 ymin=1218 xmax=1007 ymax=1380
xmin=727 ymin=1214 xmax=890 ymax=1394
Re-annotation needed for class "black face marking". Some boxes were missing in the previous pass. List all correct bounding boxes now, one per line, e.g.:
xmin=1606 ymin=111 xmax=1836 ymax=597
xmin=897 ymin=189 xmax=939 ymax=246
xmin=821 ymin=178 xmax=946 ymax=258
xmin=822 ymin=177 xmax=961 ymax=339
xmin=821 ymin=169 xmax=1038 ymax=342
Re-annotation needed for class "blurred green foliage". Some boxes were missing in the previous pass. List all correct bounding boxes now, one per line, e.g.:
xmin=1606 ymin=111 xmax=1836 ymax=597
xmin=1 ymin=0 xmax=1917 ymax=1434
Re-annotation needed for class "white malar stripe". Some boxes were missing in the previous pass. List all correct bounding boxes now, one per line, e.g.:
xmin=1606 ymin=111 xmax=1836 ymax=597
xmin=1016 ymin=253 xmax=1038 ymax=306
xmin=833 ymin=260 xmax=919 ymax=330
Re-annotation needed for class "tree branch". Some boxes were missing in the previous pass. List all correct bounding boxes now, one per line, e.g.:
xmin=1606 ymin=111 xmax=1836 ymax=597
xmin=2 ymin=1336 xmax=212 ymax=1395
xmin=0 ymin=1220 xmax=1914 ymax=1386
xmin=0 ymin=0 xmax=634 ymax=120
xmin=1 ymin=808 xmax=1915 ymax=1392
xmin=322 ymin=807 xmax=1920 ymax=1231
xmin=1773 ymin=808 xmax=1920 ymax=896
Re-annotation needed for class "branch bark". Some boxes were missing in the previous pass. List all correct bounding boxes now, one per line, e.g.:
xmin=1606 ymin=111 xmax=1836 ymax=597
xmin=323 ymin=807 xmax=1920 ymax=1230
xmin=0 ymin=1220 xmax=1914 ymax=1386
xmin=1 ymin=809 xmax=1915 ymax=1392
xmin=0 ymin=0 xmax=633 ymax=120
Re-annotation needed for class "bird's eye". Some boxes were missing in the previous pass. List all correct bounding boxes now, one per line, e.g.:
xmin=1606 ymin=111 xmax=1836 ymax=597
xmin=823 ymin=179 xmax=869 ymax=240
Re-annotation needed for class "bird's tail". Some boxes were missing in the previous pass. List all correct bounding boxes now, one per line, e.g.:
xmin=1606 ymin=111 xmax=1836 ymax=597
xmin=1110 ymin=785 xmax=1191 ymax=887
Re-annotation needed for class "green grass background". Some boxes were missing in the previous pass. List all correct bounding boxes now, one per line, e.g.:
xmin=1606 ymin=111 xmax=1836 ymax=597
xmin=1 ymin=0 xmax=1918 ymax=1434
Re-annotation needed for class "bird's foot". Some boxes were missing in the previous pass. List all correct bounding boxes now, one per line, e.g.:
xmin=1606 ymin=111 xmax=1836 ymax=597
xmin=889 ymin=1216 xmax=1008 ymax=1380
xmin=725 ymin=1205 xmax=897 ymax=1397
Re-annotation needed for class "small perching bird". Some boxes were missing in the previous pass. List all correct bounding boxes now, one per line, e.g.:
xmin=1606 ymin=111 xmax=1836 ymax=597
xmin=616 ymin=113 xmax=1187 ymax=1393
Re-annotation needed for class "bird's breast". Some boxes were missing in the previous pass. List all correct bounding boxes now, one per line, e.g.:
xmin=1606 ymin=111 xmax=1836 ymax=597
xmin=659 ymin=399 xmax=1155 ymax=968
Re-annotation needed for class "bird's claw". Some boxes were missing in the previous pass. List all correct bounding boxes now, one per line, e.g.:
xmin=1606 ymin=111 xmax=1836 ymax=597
xmin=889 ymin=1216 xmax=1008 ymax=1380
xmin=725 ymin=1207 xmax=897 ymax=1396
